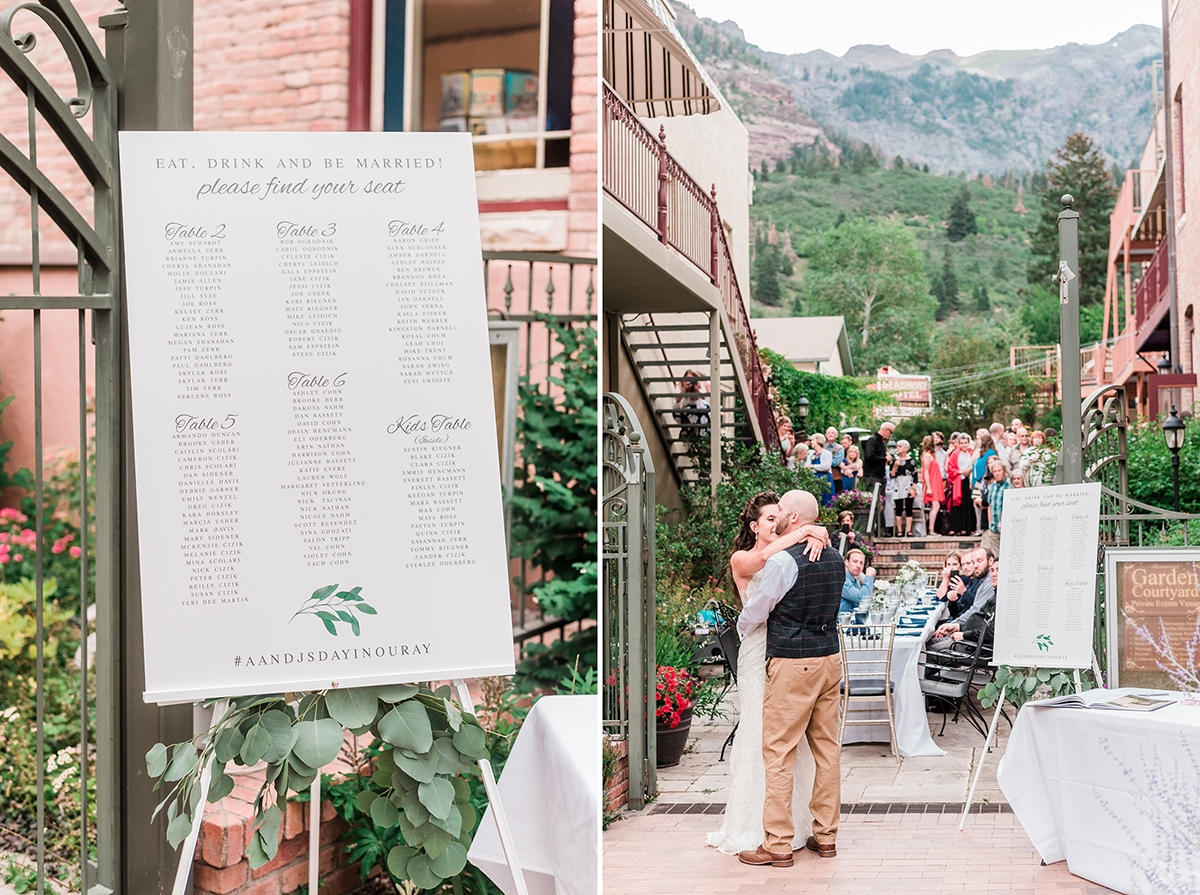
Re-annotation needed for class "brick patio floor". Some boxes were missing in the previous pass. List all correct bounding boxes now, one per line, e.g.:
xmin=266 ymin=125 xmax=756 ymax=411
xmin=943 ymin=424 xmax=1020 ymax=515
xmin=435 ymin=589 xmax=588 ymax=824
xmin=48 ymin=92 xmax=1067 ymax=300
xmin=603 ymin=809 xmax=1118 ymax=894
xmin=602 ymin=681 xmax=1119 ymax=893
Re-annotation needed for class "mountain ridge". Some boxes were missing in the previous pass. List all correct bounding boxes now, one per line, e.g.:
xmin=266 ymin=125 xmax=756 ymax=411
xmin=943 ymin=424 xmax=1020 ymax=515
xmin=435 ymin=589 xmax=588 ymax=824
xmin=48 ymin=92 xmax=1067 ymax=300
xmin=674 ymin=3 xmax=1161 ymax=175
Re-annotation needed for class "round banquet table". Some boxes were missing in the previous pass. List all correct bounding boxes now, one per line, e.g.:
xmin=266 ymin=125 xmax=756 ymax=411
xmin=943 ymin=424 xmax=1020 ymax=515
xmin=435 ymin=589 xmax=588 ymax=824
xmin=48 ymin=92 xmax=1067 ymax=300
xmin=996 ymin=688 xmax=1200 ymax=895
xmin=467 ymin=694 xmax=599 ymax=895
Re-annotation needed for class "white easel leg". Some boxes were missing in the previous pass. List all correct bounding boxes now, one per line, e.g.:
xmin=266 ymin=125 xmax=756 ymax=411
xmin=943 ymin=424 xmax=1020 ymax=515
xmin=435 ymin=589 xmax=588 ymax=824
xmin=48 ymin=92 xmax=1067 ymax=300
xmin=453 ymin=678 xmax=531 ymax=895
xmin=1091 ymin=653 xmax=1104 ymax=688
xmin=171 ymin=756 xmax=214 ymax=895
xmin=1073 ymin=668 xmax=1084 ymax=694
xmin=309 ymin=775 xmax=320 ymax=895
xmin=959 ymin=687 xmax=1006 ymax=831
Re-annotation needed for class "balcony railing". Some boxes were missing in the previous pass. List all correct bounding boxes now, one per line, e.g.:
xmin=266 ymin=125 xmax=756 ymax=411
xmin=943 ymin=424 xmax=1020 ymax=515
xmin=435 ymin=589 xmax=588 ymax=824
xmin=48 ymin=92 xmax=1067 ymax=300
xmin=1134 ymin=238 xmax=1170 ymax=333
xmin=602 ymin=82 xmax=778 ymax=450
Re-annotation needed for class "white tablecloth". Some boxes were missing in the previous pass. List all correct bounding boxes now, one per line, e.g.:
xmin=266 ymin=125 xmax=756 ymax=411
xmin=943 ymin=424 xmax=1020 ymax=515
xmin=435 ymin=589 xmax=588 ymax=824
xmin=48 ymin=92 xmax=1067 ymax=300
xmin=842 ymin=603 xmax=947 ymax=758
xmin=997 ymin=688 xmax=1200 ymax=895
xmin=467 ymin=695 xmax=599 ymax=895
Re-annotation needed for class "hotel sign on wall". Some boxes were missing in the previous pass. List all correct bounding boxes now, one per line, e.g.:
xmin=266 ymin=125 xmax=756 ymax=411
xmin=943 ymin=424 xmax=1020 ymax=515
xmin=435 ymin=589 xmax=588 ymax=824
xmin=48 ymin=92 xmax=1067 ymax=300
xmin=120 ymin=131 xmax=516 ymax=704
xmin=1104 ymin=549 xmax=1200 ymax=690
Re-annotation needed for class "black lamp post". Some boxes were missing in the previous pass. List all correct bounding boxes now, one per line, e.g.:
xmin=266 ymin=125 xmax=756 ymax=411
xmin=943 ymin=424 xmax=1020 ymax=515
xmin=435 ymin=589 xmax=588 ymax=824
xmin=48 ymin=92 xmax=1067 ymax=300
xmin=795 ymin=396 xmax=809 ymax=438
xmin=1163 ymin=406 xmax=1186 ymax=512
xmin=1158 ymin=353 xmax=1172 ymax=376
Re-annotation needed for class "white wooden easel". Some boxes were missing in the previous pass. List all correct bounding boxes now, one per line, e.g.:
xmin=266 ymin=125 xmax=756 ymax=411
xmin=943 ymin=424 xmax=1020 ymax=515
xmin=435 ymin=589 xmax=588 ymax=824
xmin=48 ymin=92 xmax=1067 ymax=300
xmin=958 ymin=662 xmax=1091 ymax=830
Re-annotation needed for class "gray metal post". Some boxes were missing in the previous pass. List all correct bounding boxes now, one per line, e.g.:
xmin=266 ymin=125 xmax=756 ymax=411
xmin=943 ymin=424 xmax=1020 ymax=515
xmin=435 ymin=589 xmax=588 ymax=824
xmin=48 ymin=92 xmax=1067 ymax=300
xmin=1058 ymin=195 xmax=1083 ymax=484
xmin=99 ymin=4 xmax=194 ymax=893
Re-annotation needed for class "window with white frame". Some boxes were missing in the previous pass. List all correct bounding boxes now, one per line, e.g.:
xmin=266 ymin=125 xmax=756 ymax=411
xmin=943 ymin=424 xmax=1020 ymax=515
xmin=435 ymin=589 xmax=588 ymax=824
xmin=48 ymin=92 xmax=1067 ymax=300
xmin=374 ymin=0 xmax=574 ymax=170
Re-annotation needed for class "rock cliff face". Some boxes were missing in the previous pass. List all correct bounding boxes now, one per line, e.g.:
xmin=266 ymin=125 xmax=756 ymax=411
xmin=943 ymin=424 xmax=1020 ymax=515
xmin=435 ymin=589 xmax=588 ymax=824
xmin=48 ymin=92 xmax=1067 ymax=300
xmin=673 ymin=2 xmax=1162 ymax=174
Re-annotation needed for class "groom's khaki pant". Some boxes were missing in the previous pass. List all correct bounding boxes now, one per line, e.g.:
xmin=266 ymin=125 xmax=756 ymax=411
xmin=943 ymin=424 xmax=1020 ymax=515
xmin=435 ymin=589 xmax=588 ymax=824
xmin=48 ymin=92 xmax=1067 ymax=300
xmin=761 ymin=653 xmax=842 ymax=853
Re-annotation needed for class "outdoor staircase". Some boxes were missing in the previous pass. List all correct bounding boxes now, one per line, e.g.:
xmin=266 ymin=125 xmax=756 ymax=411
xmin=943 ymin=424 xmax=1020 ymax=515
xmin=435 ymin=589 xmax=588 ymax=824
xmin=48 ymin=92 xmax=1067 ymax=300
xmin=870 ymin=535 xmax=982 ymax=580
xmin=621 ymin=311 xmax=759 ymax=486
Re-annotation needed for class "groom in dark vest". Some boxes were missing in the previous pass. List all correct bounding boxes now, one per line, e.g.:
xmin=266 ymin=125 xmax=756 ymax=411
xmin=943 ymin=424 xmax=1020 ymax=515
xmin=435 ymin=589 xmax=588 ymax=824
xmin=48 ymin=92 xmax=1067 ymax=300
xmin=736 ymin=490 xmax=844 ymax=866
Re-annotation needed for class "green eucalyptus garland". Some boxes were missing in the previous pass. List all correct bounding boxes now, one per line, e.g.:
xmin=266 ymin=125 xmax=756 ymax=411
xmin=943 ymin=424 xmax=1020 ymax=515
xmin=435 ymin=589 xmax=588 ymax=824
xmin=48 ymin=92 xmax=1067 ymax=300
xmin=145 ymin=682 xmax=489 ymax=891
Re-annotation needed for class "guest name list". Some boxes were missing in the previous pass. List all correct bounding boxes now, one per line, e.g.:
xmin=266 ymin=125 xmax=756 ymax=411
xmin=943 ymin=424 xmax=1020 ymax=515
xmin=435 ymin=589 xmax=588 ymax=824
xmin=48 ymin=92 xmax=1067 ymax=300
xmin=993 ymin=483 xmax=1101 ymax=669
xmin=121 ymin=132 xmax=515 ymax=704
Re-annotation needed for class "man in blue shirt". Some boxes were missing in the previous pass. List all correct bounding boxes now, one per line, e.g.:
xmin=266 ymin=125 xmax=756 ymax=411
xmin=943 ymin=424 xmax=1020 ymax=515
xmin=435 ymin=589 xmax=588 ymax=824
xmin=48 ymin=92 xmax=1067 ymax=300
xmin=840 ymin=547 xmax=875 ymax=615
xmin=981 ymin=465 xmax=1011 ymax=558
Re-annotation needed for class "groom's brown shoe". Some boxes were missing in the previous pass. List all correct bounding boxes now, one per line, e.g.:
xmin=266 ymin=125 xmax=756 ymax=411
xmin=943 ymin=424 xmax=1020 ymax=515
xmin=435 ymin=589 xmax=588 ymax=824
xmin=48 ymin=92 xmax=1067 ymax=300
xmin=738 ymin=846 xmax=794 ymax=867
xmin=806 ymin=836 xmax=837 ymax=858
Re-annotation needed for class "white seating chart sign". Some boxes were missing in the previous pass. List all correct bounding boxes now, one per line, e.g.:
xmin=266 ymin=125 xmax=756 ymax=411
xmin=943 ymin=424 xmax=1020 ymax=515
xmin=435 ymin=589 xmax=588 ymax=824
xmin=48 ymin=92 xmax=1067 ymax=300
xmin=993 ymin=482 xmax=1101 ymax=669
xmin=120 ymin=132 xmax=515 ymax=704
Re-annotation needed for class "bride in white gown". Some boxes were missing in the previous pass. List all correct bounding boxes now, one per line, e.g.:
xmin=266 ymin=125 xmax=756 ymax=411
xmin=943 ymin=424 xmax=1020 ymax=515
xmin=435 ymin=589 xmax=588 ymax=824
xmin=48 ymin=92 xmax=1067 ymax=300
xmin=707 ymin=491 xmax=827 ymax=855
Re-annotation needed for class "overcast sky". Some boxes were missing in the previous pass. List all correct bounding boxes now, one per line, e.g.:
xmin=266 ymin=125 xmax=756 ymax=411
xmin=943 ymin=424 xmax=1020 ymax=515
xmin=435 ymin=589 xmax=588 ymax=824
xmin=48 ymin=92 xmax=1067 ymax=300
xmin=682 ymin=0 xmax=1162 ymax=57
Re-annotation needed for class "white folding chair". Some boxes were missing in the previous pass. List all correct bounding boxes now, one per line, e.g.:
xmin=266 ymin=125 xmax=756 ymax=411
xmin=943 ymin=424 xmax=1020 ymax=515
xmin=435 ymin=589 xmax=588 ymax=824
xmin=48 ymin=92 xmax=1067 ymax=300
xmin=837 ymin=622 xmax=899 ymax=765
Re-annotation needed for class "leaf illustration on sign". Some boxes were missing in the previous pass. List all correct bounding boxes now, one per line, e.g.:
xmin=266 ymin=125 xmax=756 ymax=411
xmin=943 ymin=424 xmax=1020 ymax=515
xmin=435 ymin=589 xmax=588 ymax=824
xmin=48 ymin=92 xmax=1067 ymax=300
xmin=290 ymin=584 xmax=377 ymax=636
xmin=1035 ymin=633 xmax=1054 ymax=652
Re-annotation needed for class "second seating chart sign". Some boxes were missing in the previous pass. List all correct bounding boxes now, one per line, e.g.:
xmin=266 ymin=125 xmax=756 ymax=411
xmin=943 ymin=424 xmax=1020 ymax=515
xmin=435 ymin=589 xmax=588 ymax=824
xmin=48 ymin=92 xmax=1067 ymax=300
xmin=120 ymin=132 xmax=515 ymax=703
xmin=993 ymin=482 xmax=1101 ymax=669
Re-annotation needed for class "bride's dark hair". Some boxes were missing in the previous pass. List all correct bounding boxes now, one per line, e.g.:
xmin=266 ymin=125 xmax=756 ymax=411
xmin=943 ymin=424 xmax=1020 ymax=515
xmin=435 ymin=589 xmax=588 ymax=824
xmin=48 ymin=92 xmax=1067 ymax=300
xmin=733 ymin=491 xmax=781 ymax=553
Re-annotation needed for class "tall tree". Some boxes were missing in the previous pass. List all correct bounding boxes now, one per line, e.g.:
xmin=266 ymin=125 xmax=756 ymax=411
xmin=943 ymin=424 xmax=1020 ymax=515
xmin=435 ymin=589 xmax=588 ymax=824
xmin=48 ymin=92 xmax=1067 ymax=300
xmin=1027 ymin=132 xmax=1117 ymax=305
xmin=752 ymin=247 xmax=782 ymax=306
xmin=802 ymin=218 xmax=936 ymax=371
xmin=934 ymin=246 xmax=959 ymax=320
xmin=929 ymin=323 xmax=1027 ymax=425
xmin=945 ymin=184 xmax=978 ymax=241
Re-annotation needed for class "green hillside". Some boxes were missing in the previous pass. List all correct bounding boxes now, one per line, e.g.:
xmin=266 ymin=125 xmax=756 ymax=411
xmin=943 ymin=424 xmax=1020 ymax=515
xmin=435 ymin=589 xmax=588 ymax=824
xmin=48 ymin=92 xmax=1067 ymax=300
xmin=749 ymin=162 xmax=1036 ymax=346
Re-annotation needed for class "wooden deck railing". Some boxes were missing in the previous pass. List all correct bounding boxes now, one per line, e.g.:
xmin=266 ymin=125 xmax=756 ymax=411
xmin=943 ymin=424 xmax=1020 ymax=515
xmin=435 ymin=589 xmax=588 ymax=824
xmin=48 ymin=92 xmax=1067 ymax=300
xmin=602 ymin=82 xmax=778 ymax=450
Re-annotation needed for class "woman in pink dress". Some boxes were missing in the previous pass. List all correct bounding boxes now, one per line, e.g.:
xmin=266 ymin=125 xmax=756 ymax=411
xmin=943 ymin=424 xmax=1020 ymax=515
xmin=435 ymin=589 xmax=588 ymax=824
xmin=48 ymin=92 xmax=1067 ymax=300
xmin=920 ymin=434 xmax=945 ymax=536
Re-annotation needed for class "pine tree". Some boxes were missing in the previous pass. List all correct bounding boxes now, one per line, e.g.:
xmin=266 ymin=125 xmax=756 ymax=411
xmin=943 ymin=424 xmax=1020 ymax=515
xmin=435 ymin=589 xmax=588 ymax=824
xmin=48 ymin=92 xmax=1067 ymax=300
xmin=946 ymin=184 xmax=978 ymax=241
xmin=935 ymin=248 xmax=959 ymax=319
xmin=761 ymin=158 xmax=770 ymax=180
xmin=752 ymin=248 xmax=782 ymax=306
xmin=851 ymin=151 xmax=866 ymax=175
xmin=923 ymin=164 xmax=930 ymax=173
xmin=974 ymin=284 xmax=991 ymax=311
xmin=834 ymin=211 xmax=847 ymax=227
xmin=893 ymin=154 xmax=905 ymax=171
xmin=992 ymin=256 xmax=1007 ymax=279
xmin=775 ymin=157 xmax=786 ymax=173
xmin=1027 ymin=133 xmax=1117 ymax=305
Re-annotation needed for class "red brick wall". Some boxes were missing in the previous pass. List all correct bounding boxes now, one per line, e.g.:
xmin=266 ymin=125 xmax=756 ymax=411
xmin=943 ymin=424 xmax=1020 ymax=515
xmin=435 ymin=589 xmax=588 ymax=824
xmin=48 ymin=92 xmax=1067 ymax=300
xmin=604 ymin=736 xmax=629 ymax=815
xmin=568 ymin=0 xmax=598 ymax=256
xmin=195 ymin=767 xmax=362 ymax=895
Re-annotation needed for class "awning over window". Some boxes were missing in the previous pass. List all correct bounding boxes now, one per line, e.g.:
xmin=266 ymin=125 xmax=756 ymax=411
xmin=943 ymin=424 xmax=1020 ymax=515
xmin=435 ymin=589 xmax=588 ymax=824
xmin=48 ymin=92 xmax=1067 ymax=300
xmin=603 ymin=0 xmax=720 ymax=118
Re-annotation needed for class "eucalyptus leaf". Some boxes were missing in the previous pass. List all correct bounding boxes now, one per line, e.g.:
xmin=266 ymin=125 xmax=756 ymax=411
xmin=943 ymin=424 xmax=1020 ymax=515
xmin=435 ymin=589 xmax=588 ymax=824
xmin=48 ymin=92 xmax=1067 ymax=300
xmin=146 ymin=743 xmax=168 ymax=778
xmin=433 ymin=737 xmax=469 ymax=776
xmin=377 ymin=749 xmax=397 ymax=775
xmin=261 ymin=710 xmax=299 ymax=763
xmin=290 ymin=769 xmax=317 ymax=792
xmin=443 ymin=698 xmax=462 ymax=731
xmin=450 ymin=777 xmax=471 ymax=802
xmin=452 ymin=723 xmax=487 ymax=760
xmin=166 ymin=813 xmax=192 ymax=849
xmin=378 ymin=702 xmax=433 ymax=753
xmin=1036 ymin=669 xmax=1051 ymax=683
xmin=429 ymin=841 xmax=468 ymax=879
xmin=167 ymin=799 xmax=179 ymax=825
xmin=434 ymin=684 xmax=452 ymax=699
xmin=274 ymin=760 xmax=291 ymax=799
xmin=241 ymin=722 xmax=272 ymax=766
xmin=398 ymin=813 xmax=425 ymax=846
xmin=326 ymin=687 xmax=379 ymax=728
xmin=392 ymin=768 xmax=417 ymax=793
xmin=164 ymin=743 xmax=199 ymax=783
xmin=288 ymin=752 xmax=317 ymax=778
xmin=245 ymin=833 xmax=271 ymax=869
xmin=1023 ymin=676 xmax=1038 ymax=693
xmin=386 ymin=844 xmax=416 ymax=879
xmin=189 ymin=778 xmax=203 ymax=812
xmin=372 ymin=767 xmax=393 ymax=788
xmin=429 ymin=802 xmax=462 ymax=838
xmin=349 ymin=614 xmax=361 ymax=636
xmin=207 ymin=769 xmax=235 ymax=803
xmin=405 ymin=854 xmax=443 ymax=891
xmin=399 ymin=788 xmax=430 ymax=827
xmin=257 ymin=803 xmax=283 ymax=857
xmin=292 ymin=718 xmax=345 ymax=769
xmin=214 ymin=727 xmax=245 ymax=764
xmin=356 ymin=791 xmax=378 ymax=816
xmin=356 ymin=603 xmax=377 ymax=615
xmin=394 ymin=747 xmax=438 ymax=784
xmin=459 ymin=801 xmax=478 ymax=834
xmin=370 ymin=795 xmax=399 ymax=828
xmin=377 ymin=683 xmax=419 ymax=703
xmin=336 ymin=610 xmax=354 ymax=624
xmin=421 ymin=824 xmax=452 ymax=859
xmin=417 ymin=777 xmax=455 ymax=820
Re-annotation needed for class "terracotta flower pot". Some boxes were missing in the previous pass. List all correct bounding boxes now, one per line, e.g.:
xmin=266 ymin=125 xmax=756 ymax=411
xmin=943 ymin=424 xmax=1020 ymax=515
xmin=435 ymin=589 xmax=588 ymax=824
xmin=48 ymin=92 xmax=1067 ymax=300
xmin=655 ymin=706 xmax=693 ymax=768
